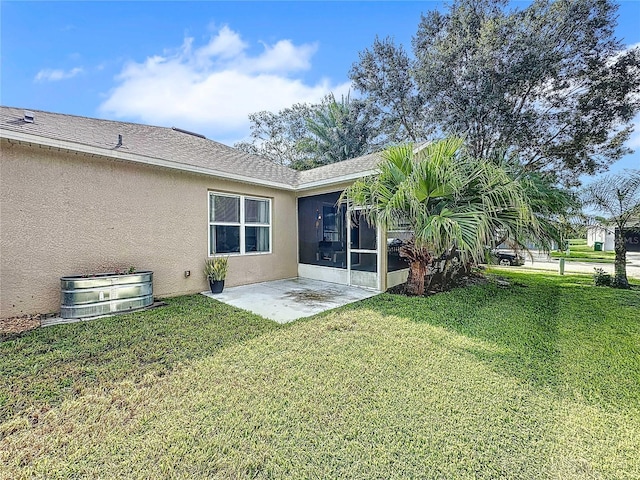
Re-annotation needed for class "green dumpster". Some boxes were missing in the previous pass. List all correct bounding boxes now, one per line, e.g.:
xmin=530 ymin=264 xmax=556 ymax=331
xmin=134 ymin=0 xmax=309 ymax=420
xmin=594 ymin=242 xmax=603 ymax=251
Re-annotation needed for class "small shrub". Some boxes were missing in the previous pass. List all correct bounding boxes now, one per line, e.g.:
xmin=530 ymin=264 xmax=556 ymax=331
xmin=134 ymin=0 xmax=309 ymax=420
xmin=593 ymin=268 xmax=611 ymax=287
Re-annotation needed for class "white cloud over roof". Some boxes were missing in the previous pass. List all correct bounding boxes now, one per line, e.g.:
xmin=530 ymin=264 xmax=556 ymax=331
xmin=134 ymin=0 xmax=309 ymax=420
xmin=34 ymin=67 xmax=84 ymax=82
xmin=99 ymin=25 xmax=350 ymax=144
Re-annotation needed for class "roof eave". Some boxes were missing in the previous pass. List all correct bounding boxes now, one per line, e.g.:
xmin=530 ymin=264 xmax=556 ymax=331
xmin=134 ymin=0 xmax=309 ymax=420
xmin=1 ymin=129 xmax=296 ymax=191
xmin=295 ymin=170 xmax=378 ymax=192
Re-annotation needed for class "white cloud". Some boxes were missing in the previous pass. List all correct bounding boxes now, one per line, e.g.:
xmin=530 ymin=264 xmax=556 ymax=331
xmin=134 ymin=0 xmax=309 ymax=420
xmin=99 ymin=25 xmax=350 ymax=143
xmin=240 ymin=40 xmax=317 ymax=74
xmin=34 ymin=67 xmax=83 ymax=82
xmin=194 ymin=25 xmax=247 ymax=61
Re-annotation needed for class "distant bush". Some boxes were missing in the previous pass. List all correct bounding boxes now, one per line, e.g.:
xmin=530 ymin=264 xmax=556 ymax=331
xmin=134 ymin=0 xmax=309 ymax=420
xmin=593 ymin=268 xmax=611 ymax=287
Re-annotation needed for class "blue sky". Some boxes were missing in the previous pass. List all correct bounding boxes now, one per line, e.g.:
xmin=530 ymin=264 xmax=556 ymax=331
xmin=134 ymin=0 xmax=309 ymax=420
xmin=2 ymin=1 xmax=639 ymax=179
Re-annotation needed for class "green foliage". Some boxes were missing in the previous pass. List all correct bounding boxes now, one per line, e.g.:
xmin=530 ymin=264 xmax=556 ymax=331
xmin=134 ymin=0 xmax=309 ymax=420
xmin=593 ymin=267 xmax=612 ymax=286
xmin=2 ymin=272 xmax=639 ymax=478
xmin=296 ymin=93 xmax=374 ymax=169
xmin=204 ymin=256 xmax=229 ymax=281
xmin=496 ymin=158 xmax=581 ymax=250
xmin=234 ymin=103 xmax=314 ymax=167
xmin=350 ymin=37 xmax=428 ymax=144
xmin=236 ymin=94 xmax=376 ymax=170
xmin=350 ymin=0 xmax=640 ymax=182
xmin=342 ymin=139 xmax=540 ymax=294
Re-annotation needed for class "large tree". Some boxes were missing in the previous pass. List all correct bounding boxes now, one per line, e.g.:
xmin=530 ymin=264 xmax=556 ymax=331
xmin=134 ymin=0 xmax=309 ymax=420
xmin=234 ymin=103 xmax=314 ymax=168
xmin=236 ymin=94 xmax=376 ymax=170
xmin=342 ymin=138 xmax=539 ymax=295
xmin=297 ymin=93 xmax=375 ymax=169
xmin=582 ymin=169 xmax=640 ymax=288
xmin=350 ymin=0 xmax=640 ymax=184
xmin=349 ymin=38 xmax=429 ymax=144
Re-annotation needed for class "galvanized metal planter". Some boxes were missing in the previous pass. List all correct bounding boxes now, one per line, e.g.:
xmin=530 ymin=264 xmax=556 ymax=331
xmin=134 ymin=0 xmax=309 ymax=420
xmin=60 ymin=271 xmax=153 ymax=319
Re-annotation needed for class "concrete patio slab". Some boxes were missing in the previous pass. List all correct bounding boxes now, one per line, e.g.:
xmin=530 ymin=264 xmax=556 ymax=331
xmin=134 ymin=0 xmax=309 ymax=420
xmin=201 ymin=277 xmax=379 ymax=323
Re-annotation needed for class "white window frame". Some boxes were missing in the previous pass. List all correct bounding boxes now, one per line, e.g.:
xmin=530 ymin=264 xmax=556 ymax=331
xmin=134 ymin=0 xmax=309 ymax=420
xmin=208 ymin=192 xmax=272 ymax=256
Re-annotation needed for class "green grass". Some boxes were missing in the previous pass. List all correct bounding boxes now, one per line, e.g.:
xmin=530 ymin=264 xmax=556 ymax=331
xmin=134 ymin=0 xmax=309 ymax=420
xmin=551 ymin=241 xmax=617 ymax=262
xmin=0 ymin=296 xmax=281 ymax=424
xmin=568 ymin=238 xmax=587 ymax=246
xmin=1 ymin=272 xmax=639 ymax=479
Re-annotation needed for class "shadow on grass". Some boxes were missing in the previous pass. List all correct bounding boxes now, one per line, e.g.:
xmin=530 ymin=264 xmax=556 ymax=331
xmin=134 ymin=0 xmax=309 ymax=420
xmin=353 ymin=272 xmax=640 ymax=410
xmin=0 ymin=295 xmax=280 ymax=424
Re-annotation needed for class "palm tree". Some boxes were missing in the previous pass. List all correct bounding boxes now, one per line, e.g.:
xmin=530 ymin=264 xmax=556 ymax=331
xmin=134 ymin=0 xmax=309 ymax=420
xmin=582 ymin=170 xmax=640 ymax=288
xmin=342 ymin=138 xmax=539 ymax=295
xmin=298 ymin=93 xmax=373 ymax=168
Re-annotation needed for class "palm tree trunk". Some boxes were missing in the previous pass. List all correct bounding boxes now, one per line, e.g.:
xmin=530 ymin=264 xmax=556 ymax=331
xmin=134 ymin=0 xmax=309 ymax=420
xmin=400 ymin=239 xmax=432 ymax=296
xmin=613 ymin=228 xmax=629 ymax=289
xmin=406 ymin=261 xmax=428 ymax=296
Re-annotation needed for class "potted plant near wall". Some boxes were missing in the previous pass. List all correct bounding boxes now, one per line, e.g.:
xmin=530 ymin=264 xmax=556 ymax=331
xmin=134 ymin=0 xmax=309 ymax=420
xmin=204 ymin=256 xmax=229 ymax=294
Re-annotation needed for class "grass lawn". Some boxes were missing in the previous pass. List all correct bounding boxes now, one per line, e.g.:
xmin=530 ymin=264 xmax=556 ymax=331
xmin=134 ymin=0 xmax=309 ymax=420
xmin=550 ymin=239 xmax=617 ymax=263
xmin=1 ymin=271 xmax=639 ymax=479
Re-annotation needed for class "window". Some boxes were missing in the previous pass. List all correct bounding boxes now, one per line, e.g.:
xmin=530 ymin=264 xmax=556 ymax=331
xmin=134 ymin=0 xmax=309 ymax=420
xmin=209 ymin=192 xmax=271 ymax=255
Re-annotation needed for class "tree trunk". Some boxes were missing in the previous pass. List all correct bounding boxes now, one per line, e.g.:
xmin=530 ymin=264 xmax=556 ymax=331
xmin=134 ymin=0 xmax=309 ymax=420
xmin=400 ymin=239 xmax=432 ymax=296
xmin=406 ymin=261 xmax=428 ymax=296
xmin=613 ymin=228 xmax=630 ymax=289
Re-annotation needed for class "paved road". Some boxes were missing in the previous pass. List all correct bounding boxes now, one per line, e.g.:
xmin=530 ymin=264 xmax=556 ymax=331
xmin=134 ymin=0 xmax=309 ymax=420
xmin=501 ymin=251 xmax=640 ymax=280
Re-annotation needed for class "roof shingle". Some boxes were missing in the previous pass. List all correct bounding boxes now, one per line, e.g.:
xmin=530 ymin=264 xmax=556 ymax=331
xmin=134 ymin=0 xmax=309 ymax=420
xmin=0 ymin=106 xmax=381 ymax=190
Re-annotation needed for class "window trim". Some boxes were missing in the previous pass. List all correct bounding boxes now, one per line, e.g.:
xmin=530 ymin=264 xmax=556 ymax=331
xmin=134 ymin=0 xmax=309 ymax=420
xmin=208 ymin=191 xmax=272 ymax=256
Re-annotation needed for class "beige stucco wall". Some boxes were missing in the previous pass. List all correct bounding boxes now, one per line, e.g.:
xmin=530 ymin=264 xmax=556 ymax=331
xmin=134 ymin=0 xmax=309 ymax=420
xmin=0 ymin=140 xmax=297 ymax=318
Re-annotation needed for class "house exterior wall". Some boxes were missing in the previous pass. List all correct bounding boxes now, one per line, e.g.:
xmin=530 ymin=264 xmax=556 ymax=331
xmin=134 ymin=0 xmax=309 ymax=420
xmin=0 ymin=140 xmax=297 ymax=318
xmin=586 ymin=225 xmax=615 ymax=251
